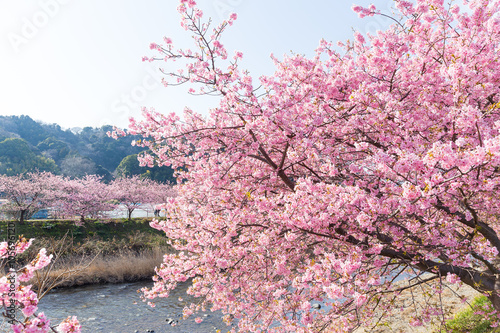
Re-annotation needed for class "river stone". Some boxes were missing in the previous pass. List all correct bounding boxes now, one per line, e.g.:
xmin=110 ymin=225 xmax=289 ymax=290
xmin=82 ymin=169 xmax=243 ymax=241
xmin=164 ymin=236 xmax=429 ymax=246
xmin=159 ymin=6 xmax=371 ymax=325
xmin=166 ymin=318 xmax=178 ymax=325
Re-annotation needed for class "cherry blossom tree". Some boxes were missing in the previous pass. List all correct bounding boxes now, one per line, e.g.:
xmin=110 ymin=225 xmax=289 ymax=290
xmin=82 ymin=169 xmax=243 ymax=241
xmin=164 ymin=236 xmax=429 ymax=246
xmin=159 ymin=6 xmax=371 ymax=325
xmin=57 ymin=175 xmax=115 ymax=224
xmin=110 ymin=175 xmax=156 ymax=220
xmin=110 ymin=176 xmax=176 ymax=219
xmin=0 ymin=237 xmax=80 ymax=332
xmin=115 ymin=0 xmax=500 ymax=331
xmin=149 ymin=182 xmax=177 ymax=217
xmin=0 ymin=173 xmax=63 ymax=223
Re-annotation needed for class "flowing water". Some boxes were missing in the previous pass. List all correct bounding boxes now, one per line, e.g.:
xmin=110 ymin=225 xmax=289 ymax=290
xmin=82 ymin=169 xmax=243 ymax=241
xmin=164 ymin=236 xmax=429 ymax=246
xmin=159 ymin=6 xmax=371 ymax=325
xmin=3 ymin=280 xmax=236 ymax=333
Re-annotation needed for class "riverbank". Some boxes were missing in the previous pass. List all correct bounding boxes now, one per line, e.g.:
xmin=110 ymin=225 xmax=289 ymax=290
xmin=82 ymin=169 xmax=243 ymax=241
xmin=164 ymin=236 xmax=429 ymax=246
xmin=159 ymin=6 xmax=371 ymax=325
xmin=354 ymin=277 xmax=481 ymax=333
xmin=0 ymin=218 xmax=172 ymax=289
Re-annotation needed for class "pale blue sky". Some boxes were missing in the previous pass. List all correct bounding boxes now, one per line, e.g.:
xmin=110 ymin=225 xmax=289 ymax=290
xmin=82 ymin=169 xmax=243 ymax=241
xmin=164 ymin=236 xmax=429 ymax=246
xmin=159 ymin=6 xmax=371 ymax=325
xmin=1 ymin=0 xmax=392 ymax=130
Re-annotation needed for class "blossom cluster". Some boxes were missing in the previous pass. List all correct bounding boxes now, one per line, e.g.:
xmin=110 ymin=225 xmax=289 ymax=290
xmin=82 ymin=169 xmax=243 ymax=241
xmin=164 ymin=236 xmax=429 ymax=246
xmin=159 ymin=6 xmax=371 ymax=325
xmin=0 ymin=238 xmax=81 ymax=332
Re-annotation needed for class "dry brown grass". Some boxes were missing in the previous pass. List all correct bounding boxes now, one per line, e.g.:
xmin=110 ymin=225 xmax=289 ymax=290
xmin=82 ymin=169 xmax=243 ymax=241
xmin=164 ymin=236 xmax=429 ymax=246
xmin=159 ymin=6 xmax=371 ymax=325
xmin=30 ymin=246 xmax=168 ymax=290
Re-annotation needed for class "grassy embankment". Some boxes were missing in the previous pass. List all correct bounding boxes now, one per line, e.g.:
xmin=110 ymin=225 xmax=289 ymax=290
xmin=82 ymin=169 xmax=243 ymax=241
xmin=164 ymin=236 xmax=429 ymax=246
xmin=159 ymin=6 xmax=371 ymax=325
xmin=436 ymin=295 xmax=500 ymax=333
xmin=0 ymin=218 xmax=171 ymax=290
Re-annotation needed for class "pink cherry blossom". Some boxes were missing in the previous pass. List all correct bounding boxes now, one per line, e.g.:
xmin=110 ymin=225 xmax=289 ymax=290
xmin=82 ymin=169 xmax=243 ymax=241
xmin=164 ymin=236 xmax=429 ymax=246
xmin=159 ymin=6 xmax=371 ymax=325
xmin=0 ymin=172 xmax=65 ymax=223
xmin=446 ymin=273 xmax=461 ymax=284
xmin=57 ymin=316 xmax=81 ymax=333
xmin=1 ymin=238 xmax=80 ymax=332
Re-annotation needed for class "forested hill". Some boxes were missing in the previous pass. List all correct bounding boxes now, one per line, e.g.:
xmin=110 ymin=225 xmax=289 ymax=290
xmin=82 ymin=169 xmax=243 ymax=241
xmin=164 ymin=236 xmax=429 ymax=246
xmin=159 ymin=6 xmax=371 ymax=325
xmin=0 ymin=115 xmax=174 ymax=183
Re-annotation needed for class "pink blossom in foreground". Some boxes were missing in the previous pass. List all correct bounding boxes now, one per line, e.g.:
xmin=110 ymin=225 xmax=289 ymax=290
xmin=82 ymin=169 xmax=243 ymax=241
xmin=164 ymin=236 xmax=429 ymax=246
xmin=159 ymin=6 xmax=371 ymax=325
xmin=57 ymin=316 xmax=81 ymax=333
xmin=0 ymin=239 xmax=80 ymax=332
xmin=446 ymin=273 xmax=461 ymax=284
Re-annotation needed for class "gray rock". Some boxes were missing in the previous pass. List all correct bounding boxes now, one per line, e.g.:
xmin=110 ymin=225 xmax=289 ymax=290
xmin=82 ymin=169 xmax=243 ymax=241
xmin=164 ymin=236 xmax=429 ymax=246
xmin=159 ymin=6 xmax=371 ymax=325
xmin=166 ymin=318 xmax=178 ymax=325
xmin=312 ymin=303 xmax=321 ymax=309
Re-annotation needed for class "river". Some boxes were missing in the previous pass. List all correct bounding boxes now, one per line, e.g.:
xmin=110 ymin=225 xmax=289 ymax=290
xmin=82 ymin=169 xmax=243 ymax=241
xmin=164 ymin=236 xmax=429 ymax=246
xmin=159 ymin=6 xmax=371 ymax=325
xmin=2 ymin=280 xmax=235 ymax=333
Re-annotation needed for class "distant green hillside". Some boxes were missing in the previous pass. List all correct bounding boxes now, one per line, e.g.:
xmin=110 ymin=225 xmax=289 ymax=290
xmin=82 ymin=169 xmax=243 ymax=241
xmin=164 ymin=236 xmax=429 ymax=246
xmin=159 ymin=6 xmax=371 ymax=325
xmin=0 ymin=115 xmax=175 ymax=182
xmin=0 ymin=137 xmax=59 ymax=175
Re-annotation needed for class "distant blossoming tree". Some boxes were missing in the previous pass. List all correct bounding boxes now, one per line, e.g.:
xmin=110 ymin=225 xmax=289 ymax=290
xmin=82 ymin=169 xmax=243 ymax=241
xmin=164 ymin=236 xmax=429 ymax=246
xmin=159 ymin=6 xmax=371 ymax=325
xmin=149 ymin=182 xmax=177 ymax=216
xmin=0 ymin=173 xmax=62 ymax=223
xmin=115 ymin=0 xmax=500 ymax=331
xmin=111 ymin=175 xmax=156 ymax=220
xmin=57 ymin=175 xmax=115 ymax=224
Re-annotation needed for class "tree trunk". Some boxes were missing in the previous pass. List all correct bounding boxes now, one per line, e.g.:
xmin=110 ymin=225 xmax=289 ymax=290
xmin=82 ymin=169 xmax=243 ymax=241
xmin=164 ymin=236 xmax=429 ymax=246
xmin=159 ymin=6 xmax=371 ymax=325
xmin=19 ymin=210 xmax=25 ymax=224
xmin=486 ymin=264 xmax=500 ymax=311
xmin=128 ymin=209 xmax=133 ymax=220
xmin=488 ymin=282 xmax=500 ymax=311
